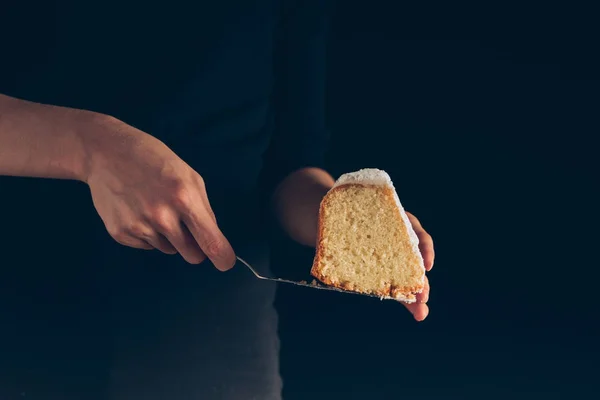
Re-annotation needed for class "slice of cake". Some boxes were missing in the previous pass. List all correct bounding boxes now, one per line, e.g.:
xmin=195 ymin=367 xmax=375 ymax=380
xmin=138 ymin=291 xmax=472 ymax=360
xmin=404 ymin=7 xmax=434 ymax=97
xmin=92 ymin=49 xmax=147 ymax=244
xmin=311 ymin=168 xmax=425 ymax=303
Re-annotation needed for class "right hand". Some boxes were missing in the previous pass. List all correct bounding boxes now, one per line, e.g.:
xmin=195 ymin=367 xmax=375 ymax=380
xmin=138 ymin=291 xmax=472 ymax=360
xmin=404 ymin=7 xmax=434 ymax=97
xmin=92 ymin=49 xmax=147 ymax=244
xmin=83 ymin=114 xmax=236 ymax=271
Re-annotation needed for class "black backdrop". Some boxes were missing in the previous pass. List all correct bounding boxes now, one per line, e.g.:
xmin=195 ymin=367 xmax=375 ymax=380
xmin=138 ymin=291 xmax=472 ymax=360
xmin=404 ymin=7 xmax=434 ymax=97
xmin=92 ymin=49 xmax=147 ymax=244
xmin=1 ymin=1 xmax=598 ymax=399
xmin=275 ymin=2 xmax=599 ymax=399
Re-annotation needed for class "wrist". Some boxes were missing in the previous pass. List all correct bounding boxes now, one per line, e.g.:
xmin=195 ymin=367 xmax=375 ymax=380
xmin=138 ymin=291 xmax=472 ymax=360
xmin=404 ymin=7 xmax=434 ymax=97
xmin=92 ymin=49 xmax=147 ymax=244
xmin=77 ymin=112 xmax=143 ymax=184
xmin=68 ymin=110 xmax=107 ymax=183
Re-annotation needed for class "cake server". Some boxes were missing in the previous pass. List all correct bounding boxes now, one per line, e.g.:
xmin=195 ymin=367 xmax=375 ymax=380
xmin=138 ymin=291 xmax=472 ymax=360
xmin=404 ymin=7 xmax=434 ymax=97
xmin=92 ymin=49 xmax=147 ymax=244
xmin=236 ymin=256 xmax=396 ymax=301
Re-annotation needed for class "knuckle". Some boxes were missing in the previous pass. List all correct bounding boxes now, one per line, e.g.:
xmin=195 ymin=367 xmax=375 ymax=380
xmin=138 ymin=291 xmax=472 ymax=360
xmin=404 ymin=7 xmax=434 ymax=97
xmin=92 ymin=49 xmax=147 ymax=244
xmin=425 ymin=232 xmax=434 ymax=245
xmin=127 ymin=223 xmax=147 ymax=239
xmin=149 ymin=206 xmax=174 ymax=233
xmin=113 ymin=234 xmax=132 ymax=247
xmin=420 ymin=231 xmax=432 ymax=242
xmin=113 ymin=235 xmax=128 ymax=245
xmin=196 ymin=174 xmax=205 ymax=187
xmin=416 ymin=228 xmax=431 ymax=242
xmin=108 ymin=226 xmax=128 ymax=243
xmin=171 ymin=185 xmax=193 ymax=211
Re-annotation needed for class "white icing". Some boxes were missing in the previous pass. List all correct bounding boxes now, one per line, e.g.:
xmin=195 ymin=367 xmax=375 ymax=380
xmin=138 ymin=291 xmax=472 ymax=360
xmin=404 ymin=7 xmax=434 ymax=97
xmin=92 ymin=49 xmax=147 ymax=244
xmin=333 ymin=168 xmax=394 ymax=188
xmin=333 ymin=168 xmax=426 ymax=292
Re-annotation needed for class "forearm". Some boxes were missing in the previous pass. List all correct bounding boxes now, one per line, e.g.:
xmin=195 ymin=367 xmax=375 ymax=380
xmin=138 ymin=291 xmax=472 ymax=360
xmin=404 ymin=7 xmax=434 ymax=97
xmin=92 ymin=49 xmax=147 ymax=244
xmin=273 ymin=167 xmax=334 ymax=247
xmin=0 ymin=93 xmax=93 ymax=181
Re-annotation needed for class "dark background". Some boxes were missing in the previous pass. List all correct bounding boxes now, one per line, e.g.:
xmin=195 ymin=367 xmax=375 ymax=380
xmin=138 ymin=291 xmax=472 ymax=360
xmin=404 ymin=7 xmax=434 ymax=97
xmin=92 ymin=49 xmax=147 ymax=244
xmin=275 ymin=2 xmax=599 ymax=399
xmin=1 ymin=1 xmax=599 ymax=399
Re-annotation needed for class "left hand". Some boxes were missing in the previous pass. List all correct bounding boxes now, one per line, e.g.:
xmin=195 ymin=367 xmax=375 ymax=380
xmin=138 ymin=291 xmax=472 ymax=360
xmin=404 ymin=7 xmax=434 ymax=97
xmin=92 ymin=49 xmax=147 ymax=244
xmin=405 ymin=212 xmax=435 ymax=322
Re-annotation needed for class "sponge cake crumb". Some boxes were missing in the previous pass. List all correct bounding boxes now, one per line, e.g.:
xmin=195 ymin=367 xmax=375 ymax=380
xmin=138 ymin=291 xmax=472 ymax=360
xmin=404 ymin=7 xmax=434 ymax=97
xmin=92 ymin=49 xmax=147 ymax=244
xmin=310 ymin=169 xmax=425 ymax=303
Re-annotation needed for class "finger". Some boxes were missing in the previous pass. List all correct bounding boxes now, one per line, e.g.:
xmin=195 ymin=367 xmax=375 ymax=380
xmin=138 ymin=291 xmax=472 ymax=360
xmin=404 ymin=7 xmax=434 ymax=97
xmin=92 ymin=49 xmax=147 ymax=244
xmin=180 ymin=208 xmax=235 ymax=272
xmin=172 ymin=186 xmax=236 ymax=271
xmin=419 ymin=233 xmax=435 ymax=272
xmin=145 ymin=232 xmax=178 ymax=255
xmin=113 ymin=234 xmax=154 ymax=250
xmin=183 ymin=214 xmax=236 ymax=272
xmin=404 ymin=276 xmax=430 ymax=321
xmin=127 ymin=222 xmax=179 ymax=256
xmin=190 ymin=175 xmax=217 ymax=223
xmin=159 ymin=224 xmax=207 ymax=264
xmin=198 ymin=183 xmax=217 ymax=223
xmin=176 ymin=223 xmax=208 ymax=264
xmin=149 ymin=208 xmax=206 ymax=264
xmin=416 ymin=275 xmax=430 ymax=304
xmin=406 ymin=212 xmax=435 ymax=271
xmin=404 ymin=302 xmax=429 ymax=322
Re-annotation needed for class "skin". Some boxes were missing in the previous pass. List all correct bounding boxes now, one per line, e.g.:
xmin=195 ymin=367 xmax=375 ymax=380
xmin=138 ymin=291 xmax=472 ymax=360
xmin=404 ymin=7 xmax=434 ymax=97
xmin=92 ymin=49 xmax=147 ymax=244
xmin=1 ymin=93 xmax=435 ymax=321
xmin=0 ymin=93 xmax=235 ymax=270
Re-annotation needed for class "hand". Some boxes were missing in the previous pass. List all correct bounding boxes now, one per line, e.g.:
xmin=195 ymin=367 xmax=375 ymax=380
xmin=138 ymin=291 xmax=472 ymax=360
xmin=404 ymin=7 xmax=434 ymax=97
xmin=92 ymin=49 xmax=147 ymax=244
xmin=83 ymin=115 xmax=236 ymax=271
xmin=405 ymin=212 xmax=435 ymax=321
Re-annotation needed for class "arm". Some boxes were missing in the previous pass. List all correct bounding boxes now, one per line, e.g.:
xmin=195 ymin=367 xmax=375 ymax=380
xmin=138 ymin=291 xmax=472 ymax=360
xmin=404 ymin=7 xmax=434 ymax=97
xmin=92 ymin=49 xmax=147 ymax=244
xmin=0 ymin=93 xmax=90 ymax=181
xmin=0 ymin=93 xmax=236 ymax=270
xmin=264 ymin=0 xmax=334 ymax=246
xmin=273 ymin=167 xmax=334 ymax=247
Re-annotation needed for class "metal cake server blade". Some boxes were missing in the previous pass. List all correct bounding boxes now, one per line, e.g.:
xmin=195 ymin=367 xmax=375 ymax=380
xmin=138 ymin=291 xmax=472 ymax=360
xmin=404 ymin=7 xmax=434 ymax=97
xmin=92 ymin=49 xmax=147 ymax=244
xmin=236 ymin=256 xmax=397 ymax=301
